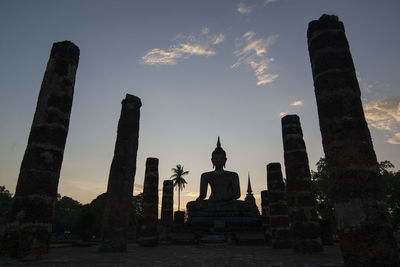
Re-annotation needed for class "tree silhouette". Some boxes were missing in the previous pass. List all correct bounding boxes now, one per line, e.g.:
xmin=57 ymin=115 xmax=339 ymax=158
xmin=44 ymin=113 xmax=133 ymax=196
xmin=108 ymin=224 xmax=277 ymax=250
xmin=311 ymin=158 xmax=400 ymax=231
xmin=170 ymin=164 xmax=189 ymax=211
xmin=0 ymin=185 xmax=12 ymax=221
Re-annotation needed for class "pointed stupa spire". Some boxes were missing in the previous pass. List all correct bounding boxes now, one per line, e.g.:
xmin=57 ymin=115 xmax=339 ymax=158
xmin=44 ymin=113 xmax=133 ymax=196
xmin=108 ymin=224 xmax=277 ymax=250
xmin=247 ymin=172 xmax=253 ymax=194
xmin=245 ymin=172 xmax=256 ymax=206
xmin=217 ymin=136 xmax=221 ymax=148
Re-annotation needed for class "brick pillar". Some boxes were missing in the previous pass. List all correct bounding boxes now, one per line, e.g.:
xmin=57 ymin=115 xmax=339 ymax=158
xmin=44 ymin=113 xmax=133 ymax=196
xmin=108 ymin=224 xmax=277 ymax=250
xmin=307 ymin=14 xmax=399 ymax=265
xmin=99 ymin=94 xmax=141 ymax=252
xmin=0 ymin=41 xmax=79 ymax=259
xmin=267 ymin=163 xmax=290 ymax=248
xmin=261 ymin=190 xmax=272 ymax=244
xmin=160 ymin=180 xmax=173 ymax=240
xmin=161 ymin=180 xmax=173 ymax=227
xmin=139 ymin=158 xmax=159 ymax=246
xmin=282 ymin=114 xmax=323 ymax=252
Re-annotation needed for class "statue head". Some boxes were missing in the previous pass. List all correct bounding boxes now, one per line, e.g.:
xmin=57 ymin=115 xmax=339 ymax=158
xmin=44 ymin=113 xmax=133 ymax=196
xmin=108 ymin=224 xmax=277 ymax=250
xmin=211 ymin=137 xmax=227 ymax=169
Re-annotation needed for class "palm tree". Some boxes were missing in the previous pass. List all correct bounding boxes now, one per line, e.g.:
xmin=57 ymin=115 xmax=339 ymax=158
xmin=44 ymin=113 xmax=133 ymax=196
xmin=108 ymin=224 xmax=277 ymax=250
xmin=170 ymin=164 xmax=189 ymax=211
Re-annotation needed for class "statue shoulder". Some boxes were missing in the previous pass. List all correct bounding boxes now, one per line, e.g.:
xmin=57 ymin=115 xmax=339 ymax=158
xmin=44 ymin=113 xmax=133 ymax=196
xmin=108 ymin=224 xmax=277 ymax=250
xmin=201 ymin=171 xmax=214 ymax=178
xmin=225 ymin=170 xmax=239 ymax=177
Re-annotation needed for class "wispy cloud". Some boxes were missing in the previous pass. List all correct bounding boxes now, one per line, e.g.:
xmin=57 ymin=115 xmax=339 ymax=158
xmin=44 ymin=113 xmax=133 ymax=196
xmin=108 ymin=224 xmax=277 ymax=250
xmin=237 ymin=2 xmax=254 ymax=14
xmin=232 ymin=32 xmax=279 ymax=86
xmin=141 ymin=28 xmax=224 ymax=65
xmin=213 ymin=34 xmax=225 ymax=45
xmin=264 ymin=0 xmax=277 ymax=5
xmin=364 ymin=97 xmax=400 ymax=144
xmin=291 ymin=100 xmax=303 ymax=106
xmin=279 ymin=111 xmax=288 ymax=117
xmin=237 ymin=0 xmax=278 ymax=15
xmin=201 ymin=27 xmax=209 ymax=35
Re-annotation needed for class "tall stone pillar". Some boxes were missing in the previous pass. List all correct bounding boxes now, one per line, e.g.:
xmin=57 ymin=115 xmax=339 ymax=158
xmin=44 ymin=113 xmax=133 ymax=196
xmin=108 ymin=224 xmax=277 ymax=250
xmin=261 ymin=190 xmax=271 ymax=244
xmin=0 ymin=41 xmax=79 ymax=259
xmin=307 ymin=14 xmax=399 ymax=265
xmin=99 ymin=94 xmax=141 ymax=252
xmin=161 ymin=180 xmax=173 ymax=227
xmin=160 ymin=180 xmax=173 ymax=240
xmin=139 ymin=157 xmax=159 ymax=246
xmin=267 ymin=163 xmax=290 ymax=248
xmin=282 ymin=114 xmax=323 ymax=252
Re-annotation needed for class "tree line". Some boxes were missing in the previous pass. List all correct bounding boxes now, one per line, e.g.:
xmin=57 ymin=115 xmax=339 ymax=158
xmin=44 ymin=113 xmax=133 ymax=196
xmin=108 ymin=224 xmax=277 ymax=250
xmin=0 ymin=187 xmax=143 ymax=241
xmin=311 ymin=158 xmax=400 ymax=233
xmin=0 ymin=164 xmax=188 ymax=242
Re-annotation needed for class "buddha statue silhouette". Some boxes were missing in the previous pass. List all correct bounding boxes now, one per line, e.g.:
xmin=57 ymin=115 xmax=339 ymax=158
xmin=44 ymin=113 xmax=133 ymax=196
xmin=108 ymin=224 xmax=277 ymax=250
xmin=186 ymin=137 xmax=261 ymax=230
xmin=196 ymin=137 xmax=240 ymax=202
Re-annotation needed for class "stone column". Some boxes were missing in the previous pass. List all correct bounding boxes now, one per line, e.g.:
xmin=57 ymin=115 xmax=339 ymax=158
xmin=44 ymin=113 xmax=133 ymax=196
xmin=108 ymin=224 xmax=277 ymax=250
xmin=261 ymin=190 xmax=271 ymax=244
xmin=307 ymin=14 xmax=399 ymax=265
xmin=99 ymin=94 xmax=141 ymax=252
xmin=267 ymin=163 xmax=290 ymax=248
xmin=282 ymin=114 xmax=323 ymax=252
xmin=0 ymin=41 xmax=79 ymax=259
xmin=173 ymin=211 xmax=185 ymax=227
xmin=139 ymin=157 xmax=159 ymax=246
xmin=161 ymin=180 xmax=173 ymax=227
xmin=160 ymin=180 xmax=173 ymax=240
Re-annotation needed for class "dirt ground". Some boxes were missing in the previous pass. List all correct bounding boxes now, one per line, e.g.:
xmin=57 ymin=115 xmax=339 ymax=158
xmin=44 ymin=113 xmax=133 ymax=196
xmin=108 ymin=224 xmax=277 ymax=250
xmin=0 ymin=243 xmax=344 ymax=267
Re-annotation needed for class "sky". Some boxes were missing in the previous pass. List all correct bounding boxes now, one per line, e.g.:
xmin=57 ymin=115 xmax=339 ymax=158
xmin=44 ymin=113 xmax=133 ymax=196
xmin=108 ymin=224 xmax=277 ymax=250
xmin=0 ymin=0 xmax=399 ymax=213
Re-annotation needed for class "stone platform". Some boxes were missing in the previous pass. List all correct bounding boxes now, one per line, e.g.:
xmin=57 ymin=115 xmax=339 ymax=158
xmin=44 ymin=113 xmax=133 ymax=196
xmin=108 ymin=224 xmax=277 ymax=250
xmin=186 ymin=200 xmax=262 ymax=232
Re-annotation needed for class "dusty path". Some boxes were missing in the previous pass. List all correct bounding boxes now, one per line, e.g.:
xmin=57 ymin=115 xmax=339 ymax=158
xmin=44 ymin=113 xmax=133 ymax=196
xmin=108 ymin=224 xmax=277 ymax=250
xmin=0 ymin=244 xmax=344 ymax=266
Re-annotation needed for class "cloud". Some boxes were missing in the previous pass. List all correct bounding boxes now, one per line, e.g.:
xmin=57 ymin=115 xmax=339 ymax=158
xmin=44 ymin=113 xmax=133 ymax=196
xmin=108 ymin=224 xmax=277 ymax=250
xmin=141 ymin=28 xmax=224 ymax=65
xmin=213 ymin=34 xmax=225 ymax=45
xmin=291 ymin=100 xmax=303 ymax=106
xmin=237 ymin=0 xmax=277 ymax=15
xmin=363 ymin=97 xmax=400 ymax=144
xmin=388 ymin=133 xmax=400 ymax=145
xmin=264 ymin=0 xmax=277 ymax=5
xmin=232 ymin=32 xmax=279 ymax=86
xmin=237 ymin=3 xmax=254 ymax=14
xmin=279 ymin=111 xmax=288 ymax=117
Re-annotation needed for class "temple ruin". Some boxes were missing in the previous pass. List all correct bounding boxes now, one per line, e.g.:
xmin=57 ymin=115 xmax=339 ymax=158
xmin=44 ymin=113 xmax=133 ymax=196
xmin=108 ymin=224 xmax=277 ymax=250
xmin=139 ymin=157 xmax=159 ymax=246
xmin=99 ymin=94 xmax=141 ymax=252
xmin=1 ymin=13 xmax=398 ymax=265
xmin=160 ymin=180 xmax=174 ymax=240
xmin=282 ymin=114 xmax=323 ymax=252
xmin=0 ymin=41 xmax=79 ymax=259
xmin=307 ymin=14 xmax=399 ymax=265
xmin=266 ymin=163 xmax=291 ymax=248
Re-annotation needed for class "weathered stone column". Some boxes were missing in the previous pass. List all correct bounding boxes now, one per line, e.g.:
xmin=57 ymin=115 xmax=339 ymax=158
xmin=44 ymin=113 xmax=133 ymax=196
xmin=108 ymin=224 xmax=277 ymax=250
xmin=0 ymin=41 xmax=79 ymax=259
xmin=161 ymin=180 xmax=173 ymax=227
xmin=160 ymin=180 xmax=173 ymax=240
xmin=307 ymin=14 xmax=399 ymax=265
xmin=282 ymin=114 xmax=323 ymax=252
xmin=139 ymin=157 xmax=159 ymax=246
xmin=99 ymin=94 xmax=141 ymax=252
xmin=267 ymin=163 xmax=290 ymax=248
xmin=261 ymin=190 xmax=271 ymax=244
xmin=173 ymin=211 xmax=185 ymax=228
